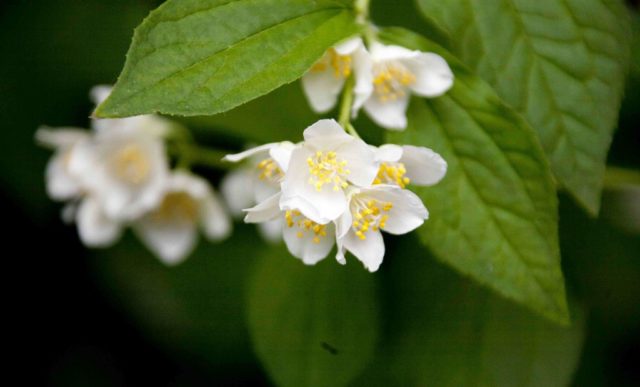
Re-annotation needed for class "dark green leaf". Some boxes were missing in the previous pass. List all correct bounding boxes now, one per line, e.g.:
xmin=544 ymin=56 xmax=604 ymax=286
xmin=95 ymin=0 xmax=359 ymax=118
xmin=355 ymin=238 xmax=585 ymax=387
xmin=382 ymin=28 xmax=569 ymax=324
xmin=247 ymin=247 xmax=379 ymax=387
xmin=416 ymin=0 xmax=632 ymax=214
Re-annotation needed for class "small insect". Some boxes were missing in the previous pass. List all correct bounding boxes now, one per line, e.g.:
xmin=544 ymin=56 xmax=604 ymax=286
xmin=321 ymin=341 xmax=339 ymax=355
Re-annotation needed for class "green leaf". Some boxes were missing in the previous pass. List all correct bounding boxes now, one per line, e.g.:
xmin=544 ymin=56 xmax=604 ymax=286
xmin=247 ymin=247 xmax=379 ymax=387
xmin=94 ymin=0 xmax=359 ymax=118
xmin=382 ymin=28 xmax=569 ymax=324
xmin=416 ymin=0 xmax=632 ymax=214
xmin=354 ymin=239 xmax=585 ymax=387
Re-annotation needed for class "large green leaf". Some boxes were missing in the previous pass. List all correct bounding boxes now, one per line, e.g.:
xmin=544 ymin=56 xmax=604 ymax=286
xmin=382 ymin=28 xmax=568 ymax=324
xmin=354 ymin=238 xmax=585 ymax=387
xmin=416 ymin=0 xmax=632 ymax=214
xmin=247 ymin=248 xmax=379 ymax=387
xmin=94 ymin=0 xmax=359 ymax=118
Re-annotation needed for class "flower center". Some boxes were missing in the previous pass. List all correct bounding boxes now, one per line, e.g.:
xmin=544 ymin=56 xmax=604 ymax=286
xmin=372 ymin=63 xmax=416 ymax=102
xmin=285 ymin=210 xmax=328 ymax=244
xmin=153 ymin=192 xmax=198 ymax=222
xmin=257 ymin=157 xmax=284 ymax=183
xmin=374 ymin=162 xmax=411 ymax=188
xmin=351 ymin=197 xmax=393 ymax=240
xmin=307 ymin=151 xmax=350 ymax=192
xmin=112 ymin=144 xmax=150 ymax=185
xmin=311 ymin=48 xmax=352 ymax=78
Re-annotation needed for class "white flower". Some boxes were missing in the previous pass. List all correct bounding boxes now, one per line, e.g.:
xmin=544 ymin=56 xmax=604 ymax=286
xmin=302 ymin=37 xmax=373 ymax=114
xmin=335 ymin=185 xmax=428 ymax=272
xmin=244 ymin=193 xmax=335 ymax=265
xmin=222 ymin=141 xmax=295 ymax=203
xmin=68 ymin=115 xmax=170 ymax=221
xmin=35 ymin=127 xmax=90 ymax=201
xmin=373 ymin=144 xmax=447 ymax=187
xmin=222 ymin=142 xmax=295 ymax=242
xmin=133 ymin=171 xmax=231 ymax=265
xmin=280 ymin=119 xmax=379 ymax=224
xmin=361 ymin=42 xmax=453 ymax=130
xmin=76 ymin=196 xmax=123 ymax=248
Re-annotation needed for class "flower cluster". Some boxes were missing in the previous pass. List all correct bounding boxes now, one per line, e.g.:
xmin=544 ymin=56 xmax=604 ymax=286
xmin=38 ymin=35 xmax=452 ymax=273
xmin=302 ymin=38 xmax=454 ymax=130
xmin=37 ymin=86 xmax=231 ymax=265
xmin=225 ymin=119 xmax=447 ymax=272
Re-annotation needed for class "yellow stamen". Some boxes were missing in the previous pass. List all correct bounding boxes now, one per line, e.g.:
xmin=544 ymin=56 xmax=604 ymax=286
xmin=112 ymin=144 xmax=150 ymax=185
xmin=350 ymin=196 xmax=393 ymax=240
xmin=374 ymin=162 xmax=411 ymax=188
xmin=257 ymin=157 xmax=284 ymax=183
xmin=373 ymin=64 xmax=416 ymax=103
xmin=311 ymin=48 xmax=352 ymax=78
xmin=153 ymin=192 xmax=198 ymax=222
xmin=285 ymin=210 xmax=327 ymax=243
xmin=307 ymin=150 xmax=350 ymax=192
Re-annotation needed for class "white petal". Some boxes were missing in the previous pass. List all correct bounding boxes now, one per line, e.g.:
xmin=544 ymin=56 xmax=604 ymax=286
xmin=220 ymin=169 xmax=256 ymax=216
xmin=66 ymin=138 xmax=96 ymax=180
xmin=405 ymin=52 xmax=454 ymax=98
xmin=258 ymin=219 xmax=283 ymax=243
xmin=367 ymin=185 xmax=428 ymax=235
xmin=90 ymin=85 xmax=113 ymax=106
xmin=223 ymin=143 xmax=279 ymax=163
xmin=335 ymin=243 xmax=347 ymax=265
xmin=168 ymin=171 xmax=209 ymax=199
xmin=302 ymin=119 xmax=353 ymax=150
xmin=200 ymin=191 xmax=232 ymax=241
xmin=336 ymin=140 xmax=379 ymax=186
xmin=335 ymin=209 xmax=353 ymax=239
xmin=77 ymin=197 xmax=122 ymax=248
xmin=254 ymin=179 xmax=280 ymax=203
xmin=370 ymin=43 xmax=419 ymax=62
xmin=333 ymin=37 xmax=363 ymax=55
xmin=135 ymin=219 xmax=197 ymax=266
xmin=301 ymin=69 xmax=345 ymax=113
xmin=280 ymin=185 xmax=346 ymax=225
xmin=375 ymin=144 xmax=404 ymax=163
xmin=283 ymin=221 xmax=335 ymax=265
xmin=244 ymin=193 xmax=282 ymax=223
xmin=363 ymin=92 xmax=411 ymax=130
xmin=352 ymin=46 xmax=374 ymax=115
xmin=75 ymin=136 xmax=169 ymax=220
xmin=401 ymin=145 xmax=447 ymax=186
xmin=280 ymin=147 xmax=347 ymax=223
xmin=45 ymin=153 xmax=82 ymax=201
xmin=342 ymin=230 xmax=385 ymax=272
xmin=269 ymin=141 xmax=296 ymax=172
xmin=35 ymin=127 xmax=88 ymax=149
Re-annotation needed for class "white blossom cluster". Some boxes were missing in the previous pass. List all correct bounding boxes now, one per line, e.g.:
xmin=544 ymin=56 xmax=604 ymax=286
xmin=221 ymin=37 xmax=452 ymax=271
xmin=302 ymin=37 xmax=454 ymax=130
xmin=224 ymin=119 xmax=447 ymax=272
xmin=37 ymin=86 xmax=231 ymax=265
xmin=38 ymin=36 xmax=452 ymax=272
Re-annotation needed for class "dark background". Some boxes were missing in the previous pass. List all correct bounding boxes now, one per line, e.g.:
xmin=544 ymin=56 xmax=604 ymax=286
xmin=2 ymin=0 xmax=639 ymax=386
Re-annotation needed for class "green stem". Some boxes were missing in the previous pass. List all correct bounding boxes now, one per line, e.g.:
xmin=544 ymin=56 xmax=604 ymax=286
xmin=355 ymin=0 xmax=370 ymax=23
xmin=346 ymin=123 xmax=361 ymax=139
xmin=338 ymin=75 xmax=355 ymax=129
xmin=355 ymin=0 xmax=376 ymax=47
